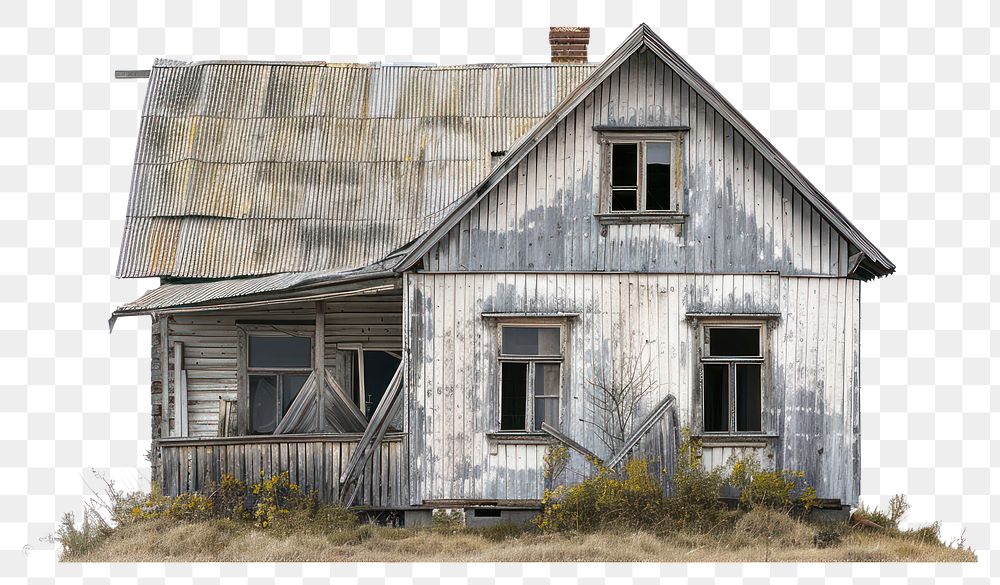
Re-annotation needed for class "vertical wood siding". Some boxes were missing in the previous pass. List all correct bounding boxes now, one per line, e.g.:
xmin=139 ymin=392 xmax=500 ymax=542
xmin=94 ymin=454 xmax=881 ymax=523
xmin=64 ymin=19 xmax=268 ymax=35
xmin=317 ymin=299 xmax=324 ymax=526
xmin=154 ymin=291 xmax=402 ymax=438
xmin=407 ymin=272 xmax=861 ymax=505
xmin=159 ymin=434 xmax=407 ymax=507
xmin=423 ymin=50 xmax=851 ymax=274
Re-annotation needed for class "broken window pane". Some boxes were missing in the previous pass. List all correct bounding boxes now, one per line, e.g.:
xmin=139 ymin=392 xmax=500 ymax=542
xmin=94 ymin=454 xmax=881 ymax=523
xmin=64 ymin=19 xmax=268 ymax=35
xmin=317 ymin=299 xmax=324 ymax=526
xmin=533 ymin=363 xmax=560 ymax=429
xmin=708 ymin=327 xmax=760 ymax=357
xmin=534 ymin=363 xmax=560 ymax=397
xmin=736 ymin=364 xmax=762 ymax=432
xmin=362 ymin=351 xmax=402 ymax=415
xmin=501 ymin=327 xmax=560 ymax=356
xmin=249 ymin=335 xmax=311 ymax=368
xmin=535 ymin=397 xmax=559 ymax=430
xmin=611 ymin=143 xmax=639 ymax=211
xmin=703 ymin=364 xmax=729 ymax=432
xmin=500 ymin=362 xmax=528 ymax=431
xmin=280 ymin=374 xmax=309 ymax=416
xmin=645 ymin=142 xmax=672 ymax=210
xmin=249 ymin=375 xmax=278 ymax=434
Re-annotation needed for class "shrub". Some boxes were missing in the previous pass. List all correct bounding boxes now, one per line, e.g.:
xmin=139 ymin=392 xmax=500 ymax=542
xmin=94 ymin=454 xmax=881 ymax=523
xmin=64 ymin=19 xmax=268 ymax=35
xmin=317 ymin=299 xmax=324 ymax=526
xmin=313 ymin=504 xmax=359 ymax=533
xmin=54 ymin=511 xmax=110 ymax=559
xmin=248 ymin=471 xmax=310 ymax=529
xmin=661 ymin=432 xmax=729 ymax=532
xmin=212 ymin=473 xmax=249 ymax=521
xmin=127 ymin=490 xmax=215 ymax=522
xmin=852 ymin=494 xmax=948 ymax=547
xmin=536 ymin=457 xmax=664 ymax=533
xmin=726 ymin=453 xmax=817 ymax=513
xmin=853 ymin=502 xmax=896 ymax=530
xmin=542 ymin=445 xmax=570 ymax=488
xmin=431 ymin=509 xmax=465 ymax=532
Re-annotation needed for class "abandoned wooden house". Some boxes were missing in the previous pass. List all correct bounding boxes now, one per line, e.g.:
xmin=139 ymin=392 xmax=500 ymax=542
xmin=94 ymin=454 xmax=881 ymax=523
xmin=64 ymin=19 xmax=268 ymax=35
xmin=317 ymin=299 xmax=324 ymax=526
xmin=111 ymin=25 xmax=894 ymax=523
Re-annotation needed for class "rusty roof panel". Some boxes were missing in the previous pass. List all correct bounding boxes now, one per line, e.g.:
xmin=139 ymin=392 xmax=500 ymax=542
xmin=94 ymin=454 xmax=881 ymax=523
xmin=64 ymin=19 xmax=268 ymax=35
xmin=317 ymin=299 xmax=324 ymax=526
xmin=118 ymin=60 xmax=595 ymax=278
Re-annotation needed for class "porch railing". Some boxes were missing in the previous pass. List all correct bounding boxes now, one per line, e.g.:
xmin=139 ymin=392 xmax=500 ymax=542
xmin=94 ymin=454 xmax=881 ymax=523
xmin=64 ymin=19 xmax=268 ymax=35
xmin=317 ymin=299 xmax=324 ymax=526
xmin=158 ymin=432 xmax=407 ymax=508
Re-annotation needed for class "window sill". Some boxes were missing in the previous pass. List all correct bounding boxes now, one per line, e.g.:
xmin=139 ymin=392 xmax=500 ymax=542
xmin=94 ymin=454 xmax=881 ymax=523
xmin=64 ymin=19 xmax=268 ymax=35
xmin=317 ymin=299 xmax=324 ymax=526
xmin=695 ymin=433 xmax=778 ymax=447
xmin=486 ymin=432 xmax=555 ymax=446
xmin=595 ymin=212 xmax=688 ymax=225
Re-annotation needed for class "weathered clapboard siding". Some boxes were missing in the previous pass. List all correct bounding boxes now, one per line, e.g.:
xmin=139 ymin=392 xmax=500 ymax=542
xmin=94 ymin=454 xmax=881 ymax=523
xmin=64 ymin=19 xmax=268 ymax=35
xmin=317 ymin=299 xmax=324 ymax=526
xmin=154 ymin=291 xmax=403 ymax=439
xmin=159 ymin=433 xmax=407 ymax=507
xmin=406 ymin=272 xmax=861 ymax=505
xmin=423 ymin=50 xmax=851 ymax=275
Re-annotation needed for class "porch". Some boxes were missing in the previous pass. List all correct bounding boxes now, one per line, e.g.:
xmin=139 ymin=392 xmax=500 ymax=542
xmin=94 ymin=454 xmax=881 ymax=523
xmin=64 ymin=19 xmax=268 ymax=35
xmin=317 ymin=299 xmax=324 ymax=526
xmin=111 ymin=270 xmax=409 ymax=507
xmin=159 ymin=432 xmax=408 ymax=508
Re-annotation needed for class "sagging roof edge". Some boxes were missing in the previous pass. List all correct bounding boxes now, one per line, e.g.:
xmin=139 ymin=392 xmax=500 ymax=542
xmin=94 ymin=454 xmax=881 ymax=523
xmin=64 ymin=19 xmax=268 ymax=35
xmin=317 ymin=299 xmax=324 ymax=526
xmin=394 ymin=23 xmax=895 ymax=279
xmin=108 ymin=271 xmax=400 ymax=332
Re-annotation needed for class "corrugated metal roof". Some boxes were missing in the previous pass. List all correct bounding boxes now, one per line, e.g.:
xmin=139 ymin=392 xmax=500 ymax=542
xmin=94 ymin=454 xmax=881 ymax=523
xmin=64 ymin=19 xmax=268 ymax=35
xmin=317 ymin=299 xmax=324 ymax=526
xmin=118 ymin=60 xmax=596 ymax=278
xmin=112 ymin=261 xmax=398 ymax=320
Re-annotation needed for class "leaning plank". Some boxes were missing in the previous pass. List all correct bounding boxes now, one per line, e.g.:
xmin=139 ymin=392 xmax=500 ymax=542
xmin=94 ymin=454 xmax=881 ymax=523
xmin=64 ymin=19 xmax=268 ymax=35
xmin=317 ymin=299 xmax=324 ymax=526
xmin=273 ymin=373 xmax=318 ymax=434
xmin=324 ymin=369 xmax=368 ymax=431
xmin=540 ymin=422 xmax=603 ymax=464
xmin=339 ymin=362 xmax=404 ymax=506
xmin=606 ymin=395 xmax=677 ymax=468
xmin=217 ymin=398 xmax=227 ymax=437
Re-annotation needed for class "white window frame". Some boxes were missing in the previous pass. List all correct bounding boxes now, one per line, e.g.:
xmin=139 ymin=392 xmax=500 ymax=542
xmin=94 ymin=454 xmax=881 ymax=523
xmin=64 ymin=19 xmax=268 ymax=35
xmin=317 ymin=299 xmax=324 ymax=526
xmin=698 ymin=320 xmax=769 ymax=436
xmin=495 ymin=321 xmax=566 ymax=434
xmin=598 ymin=131 xmax=686 ymax=218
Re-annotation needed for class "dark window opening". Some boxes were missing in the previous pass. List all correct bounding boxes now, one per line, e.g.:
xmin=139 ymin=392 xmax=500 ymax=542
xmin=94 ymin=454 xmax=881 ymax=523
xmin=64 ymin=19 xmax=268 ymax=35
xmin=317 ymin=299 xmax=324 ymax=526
xmin=703 ymin=364 xmax=729 ymax=432
xmin=473 ymin=509 xmax=502 ymax=518
xmin=280 ymin=374 xmax=309 ymax=416
xmin=611 ymin=143 xmax=639 ymax=211
xmin=708 ymin=327 xmax=760 ymax=357
xmin=736 ymin=364 xmax=762 ymax=432
xmin=500 ymin=362 xmax=528 ymax=431
xmin=362 ymin=351 xmax=401 ymax=414
xmin=645 ymin=142 xmax=672 ymax=210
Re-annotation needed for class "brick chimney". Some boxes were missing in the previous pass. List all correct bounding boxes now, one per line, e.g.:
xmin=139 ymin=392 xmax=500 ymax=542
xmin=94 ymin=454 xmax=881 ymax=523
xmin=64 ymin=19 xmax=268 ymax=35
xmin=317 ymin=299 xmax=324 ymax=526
xmin=549 ymin=27 xmax=590 ymax=63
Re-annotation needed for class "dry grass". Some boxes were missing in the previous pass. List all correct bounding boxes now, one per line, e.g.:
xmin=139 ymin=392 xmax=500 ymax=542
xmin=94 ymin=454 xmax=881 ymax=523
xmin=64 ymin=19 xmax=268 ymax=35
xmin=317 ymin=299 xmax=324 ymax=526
xmin=63 ymin=511 xmax=976 ymax=563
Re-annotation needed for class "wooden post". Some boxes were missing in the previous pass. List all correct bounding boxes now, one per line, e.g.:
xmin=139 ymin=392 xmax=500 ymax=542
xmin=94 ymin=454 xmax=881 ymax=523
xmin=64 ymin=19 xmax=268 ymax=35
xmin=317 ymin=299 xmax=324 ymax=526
xmin=159 ymin=316 xmax=170 ymax=440
xmin=315 ymin=300 xmax=326 ymax=432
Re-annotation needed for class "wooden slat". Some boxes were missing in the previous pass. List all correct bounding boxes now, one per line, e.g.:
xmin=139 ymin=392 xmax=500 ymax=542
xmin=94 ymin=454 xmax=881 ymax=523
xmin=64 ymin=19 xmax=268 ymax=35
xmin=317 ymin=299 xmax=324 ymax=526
xmin=157 ymin=435 xmax=404 ymax=507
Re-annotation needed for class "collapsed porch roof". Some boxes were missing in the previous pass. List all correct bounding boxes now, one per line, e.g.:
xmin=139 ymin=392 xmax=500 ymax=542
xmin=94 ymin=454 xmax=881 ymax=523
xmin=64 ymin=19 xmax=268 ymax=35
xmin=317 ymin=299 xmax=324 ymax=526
xmin=109 ymin=262 xmax=402 ymax=329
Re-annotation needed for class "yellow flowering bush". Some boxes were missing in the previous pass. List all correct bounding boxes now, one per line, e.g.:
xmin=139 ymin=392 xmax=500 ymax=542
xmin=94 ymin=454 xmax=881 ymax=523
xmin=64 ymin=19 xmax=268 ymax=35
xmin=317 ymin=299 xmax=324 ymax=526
xmin=128 ymin=491 xmax=215 ymax=522
xmin=726 ymin=454 xmax=817 ymax=513
xmin=536 ymin=457 xmax=664 ymax=532
xmin=661 ymin=431 xmax=729 ymax=531
xmin=249 ymin=471 xmax=308 ymax=529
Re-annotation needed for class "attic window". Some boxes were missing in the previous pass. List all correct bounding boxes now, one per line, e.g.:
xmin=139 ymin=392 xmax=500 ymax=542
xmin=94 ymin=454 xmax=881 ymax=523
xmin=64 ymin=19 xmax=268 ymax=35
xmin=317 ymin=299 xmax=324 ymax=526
xmin=598 ymin=131 xmax=686 ymax=224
